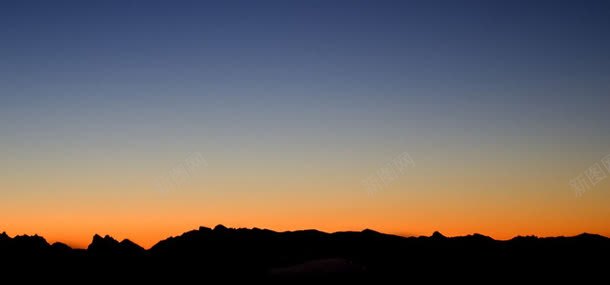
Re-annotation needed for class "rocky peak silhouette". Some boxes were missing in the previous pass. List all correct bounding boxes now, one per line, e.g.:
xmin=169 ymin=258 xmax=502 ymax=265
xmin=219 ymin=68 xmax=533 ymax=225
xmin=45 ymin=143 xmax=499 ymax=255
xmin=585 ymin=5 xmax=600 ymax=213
xmin=431 ymin=231 xmax=446 ymax=239
xmin=88 ymin=234 xmax=144 ymax=256
xmin=1 ymin=227 xmax=608 ymax=281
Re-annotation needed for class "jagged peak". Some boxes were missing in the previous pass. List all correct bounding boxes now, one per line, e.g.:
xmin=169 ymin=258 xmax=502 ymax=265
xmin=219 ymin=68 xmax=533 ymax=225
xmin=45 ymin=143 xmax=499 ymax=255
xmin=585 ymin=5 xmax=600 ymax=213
xmin=431 ymin=231 xmax=446 ymax=239
xmin=120 ymin=238 xmax=136 ymax=245
xmin=120 ymin=239 xmax=145 ymax=251
xmin=575 ymin=232 xmax=607 ymax=240
xmin=51 ymin=242 xmax=72 ymax=250
xmin=214 ymin=224 xmax=229 ymax=231
xmin=362 ymin=228 xmax=380 ymax=234
xmin=92 ymin=234 xmax=118 ymax=241
xmin=14 ymin=233 xmax=47 ymax=240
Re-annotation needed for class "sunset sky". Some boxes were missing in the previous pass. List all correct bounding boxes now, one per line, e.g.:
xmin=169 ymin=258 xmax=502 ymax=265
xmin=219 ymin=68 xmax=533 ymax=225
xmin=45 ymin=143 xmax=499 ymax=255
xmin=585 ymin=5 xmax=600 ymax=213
xmin=1 ymin=0 xmax=610 ymax=248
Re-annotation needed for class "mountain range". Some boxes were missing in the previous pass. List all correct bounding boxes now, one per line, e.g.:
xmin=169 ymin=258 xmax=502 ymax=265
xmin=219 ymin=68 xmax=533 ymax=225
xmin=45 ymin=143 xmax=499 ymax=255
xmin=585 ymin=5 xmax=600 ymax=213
xmin=1 ymin=225 xmax=608 ymax=281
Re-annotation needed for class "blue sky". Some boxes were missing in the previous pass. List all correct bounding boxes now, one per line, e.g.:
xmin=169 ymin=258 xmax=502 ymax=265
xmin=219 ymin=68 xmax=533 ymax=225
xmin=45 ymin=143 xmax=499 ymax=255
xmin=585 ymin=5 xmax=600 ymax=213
xmin=1 ymin=0 xmax=610 ymax=246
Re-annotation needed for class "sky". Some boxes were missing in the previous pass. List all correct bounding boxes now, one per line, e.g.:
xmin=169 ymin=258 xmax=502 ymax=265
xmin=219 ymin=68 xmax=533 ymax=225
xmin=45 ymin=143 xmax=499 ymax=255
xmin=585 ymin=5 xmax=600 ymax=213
xmin=1 ymin=0 xmax=610 ymax=248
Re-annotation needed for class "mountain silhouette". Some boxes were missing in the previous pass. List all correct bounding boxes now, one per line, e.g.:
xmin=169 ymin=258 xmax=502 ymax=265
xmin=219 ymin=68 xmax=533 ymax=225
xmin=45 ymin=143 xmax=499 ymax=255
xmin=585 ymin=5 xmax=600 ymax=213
xmin=0 ymin=226 xmax=608 ymax=281
xmin=88 ymin=234 xmax=145 ymax=256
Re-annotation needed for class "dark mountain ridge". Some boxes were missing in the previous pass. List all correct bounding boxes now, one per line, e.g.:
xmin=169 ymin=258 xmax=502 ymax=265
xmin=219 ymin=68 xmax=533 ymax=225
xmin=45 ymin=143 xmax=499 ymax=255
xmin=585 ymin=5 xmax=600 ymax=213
xmin=1 ymin=226 xmax=608 ymax=281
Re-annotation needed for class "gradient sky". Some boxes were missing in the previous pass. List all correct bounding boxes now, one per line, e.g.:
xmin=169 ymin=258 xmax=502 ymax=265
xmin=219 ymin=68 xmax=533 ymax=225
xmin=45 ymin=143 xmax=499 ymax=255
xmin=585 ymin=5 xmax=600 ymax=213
xmin=1 ymin=0 xmax=610 ymax=248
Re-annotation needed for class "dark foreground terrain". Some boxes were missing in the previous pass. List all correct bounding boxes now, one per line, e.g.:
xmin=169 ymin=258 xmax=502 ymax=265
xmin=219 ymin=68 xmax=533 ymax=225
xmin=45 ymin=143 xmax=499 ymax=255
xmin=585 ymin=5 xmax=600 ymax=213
xmin=1 ymin=225 xmax=608 ymax=281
